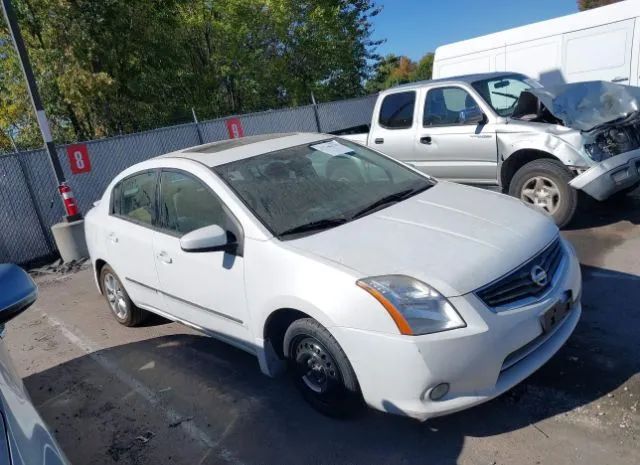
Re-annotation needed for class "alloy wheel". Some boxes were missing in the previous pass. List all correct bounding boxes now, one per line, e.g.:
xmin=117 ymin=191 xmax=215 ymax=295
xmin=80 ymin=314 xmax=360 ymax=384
xmin=520 ymin=176 xmax=561 ymax=215
xmin=103 ymin=272 xmax=128 ymax=319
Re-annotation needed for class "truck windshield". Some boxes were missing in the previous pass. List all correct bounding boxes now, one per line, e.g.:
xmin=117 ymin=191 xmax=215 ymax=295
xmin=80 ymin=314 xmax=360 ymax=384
xmin=472 ymin=74 xmax=542 ymax=117
xmin=214 ymin=139 xmax=434 ymax=239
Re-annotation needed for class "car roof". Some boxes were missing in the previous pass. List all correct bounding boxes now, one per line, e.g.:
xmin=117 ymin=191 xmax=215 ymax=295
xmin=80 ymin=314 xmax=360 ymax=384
xmin=381 ymin=72 xmax=526 ymax=94
xmin=157 ymin=132 xmax=332 ymax=167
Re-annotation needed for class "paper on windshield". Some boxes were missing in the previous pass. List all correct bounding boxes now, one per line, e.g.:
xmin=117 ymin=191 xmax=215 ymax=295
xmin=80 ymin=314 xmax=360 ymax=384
xmin=310 ymin=140 xmax=355 ymax=156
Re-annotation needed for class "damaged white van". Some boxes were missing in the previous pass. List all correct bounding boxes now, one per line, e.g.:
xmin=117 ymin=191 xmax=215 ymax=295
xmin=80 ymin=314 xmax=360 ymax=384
xmin=344 ymin=72 xmax=640 ymax=227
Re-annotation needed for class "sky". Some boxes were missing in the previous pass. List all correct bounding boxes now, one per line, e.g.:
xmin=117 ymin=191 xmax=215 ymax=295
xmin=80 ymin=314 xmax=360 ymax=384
xmin=371 ymin=0 xmax=579 ymax=61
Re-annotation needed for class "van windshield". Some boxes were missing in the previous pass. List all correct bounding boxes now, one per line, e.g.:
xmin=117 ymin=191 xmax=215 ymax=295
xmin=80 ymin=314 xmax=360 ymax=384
xmin=472 ymin=74 xmax=542 ymax=117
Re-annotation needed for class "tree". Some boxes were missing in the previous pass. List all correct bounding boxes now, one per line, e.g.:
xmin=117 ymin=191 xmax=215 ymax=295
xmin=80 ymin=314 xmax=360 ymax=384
xmin=0 ymin=0 xmax=382 ymax=152
xmin=410 ymin=52 xmax=433 ymax=82
xmin=577 ymin=0 xmax=621 ymax=10
xmin=365 ymin=52 xmax=434 ymax=93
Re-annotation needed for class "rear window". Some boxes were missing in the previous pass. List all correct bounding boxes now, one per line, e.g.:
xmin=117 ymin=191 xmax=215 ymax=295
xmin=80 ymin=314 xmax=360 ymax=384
xmin=112 ymin=171 xmax=157 ymax=226
xmin=378 ymin=91 xmax=415 ymax=129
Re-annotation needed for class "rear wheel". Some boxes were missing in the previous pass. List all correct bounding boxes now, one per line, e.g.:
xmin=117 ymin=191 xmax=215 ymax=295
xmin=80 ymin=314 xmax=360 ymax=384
xmin=283 ymin=318 xmax=363 ymax=418
xmin=100 ymin=265 xmax=147 ymax=327
xmin=509 ymin=159 xmax=578 ymax=228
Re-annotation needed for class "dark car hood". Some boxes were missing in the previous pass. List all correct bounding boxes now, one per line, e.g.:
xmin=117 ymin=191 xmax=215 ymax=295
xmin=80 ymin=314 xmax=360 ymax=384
xmin=512 ymin=81 xmax=640 ymax=132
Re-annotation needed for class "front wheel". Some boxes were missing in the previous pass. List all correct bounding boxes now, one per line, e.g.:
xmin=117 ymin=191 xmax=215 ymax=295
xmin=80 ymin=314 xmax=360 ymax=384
xmin=509 ymin=159 xmax=578 ymax=228
xmin=283 ymin=318 xmax=363 ymax=418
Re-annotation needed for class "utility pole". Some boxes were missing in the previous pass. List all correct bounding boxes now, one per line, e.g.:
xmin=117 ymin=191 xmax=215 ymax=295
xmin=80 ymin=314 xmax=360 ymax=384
xmin=2 ymin=0 xmax=81 ymax=221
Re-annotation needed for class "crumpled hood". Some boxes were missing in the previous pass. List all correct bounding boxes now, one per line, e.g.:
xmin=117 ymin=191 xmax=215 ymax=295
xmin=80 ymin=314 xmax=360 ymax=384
xmin=513 ymin=81 xmax=640 ymax=132
xmin=287 ymin=182 xmax=558 ymax=297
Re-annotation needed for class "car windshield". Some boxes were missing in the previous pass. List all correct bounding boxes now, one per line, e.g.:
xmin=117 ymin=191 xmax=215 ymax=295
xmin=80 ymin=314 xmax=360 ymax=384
xmin=214 ymin=138 xmax=434 ymax=239
xmin=471 ymin=74 xmax=542 ymax=117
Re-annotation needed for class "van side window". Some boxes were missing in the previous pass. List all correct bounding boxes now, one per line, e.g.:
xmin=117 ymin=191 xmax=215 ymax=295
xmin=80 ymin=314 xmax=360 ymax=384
xmin=379 ymin=91 xmax=416 ymax=129
xmin=159 ymin=171 xmax=228 ymax=236
xmin=423 ymin=87 xmax=479 ymax=126
xmin=114 ymin=171 xmax=157 ymax=226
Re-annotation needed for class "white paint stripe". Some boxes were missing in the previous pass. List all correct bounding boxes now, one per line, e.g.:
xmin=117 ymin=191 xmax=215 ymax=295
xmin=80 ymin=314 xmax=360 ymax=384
xmin=42 ymin=313 xmax=245 ymax=465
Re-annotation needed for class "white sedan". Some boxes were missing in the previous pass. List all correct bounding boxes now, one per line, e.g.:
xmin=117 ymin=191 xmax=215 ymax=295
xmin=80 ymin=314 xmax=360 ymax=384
xmin=85 ymin=133 xmax=582 ymax=420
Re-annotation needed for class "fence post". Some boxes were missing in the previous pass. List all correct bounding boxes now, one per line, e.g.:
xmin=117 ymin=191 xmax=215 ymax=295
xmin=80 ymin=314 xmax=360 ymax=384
xmin=311 ymin=92 xmax=322 ymax=133
xmin=192 ymin=107 xmax=204 ymax=144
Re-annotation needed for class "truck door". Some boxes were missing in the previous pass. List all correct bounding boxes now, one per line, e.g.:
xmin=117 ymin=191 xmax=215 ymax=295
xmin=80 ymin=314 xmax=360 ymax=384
xmin=562 ymin=19 xmax=635 ymax=85
xmin=412 ymin=86 xmax=498 ymax=183
xmin=368 ymin=90 xmax=418 ymax=163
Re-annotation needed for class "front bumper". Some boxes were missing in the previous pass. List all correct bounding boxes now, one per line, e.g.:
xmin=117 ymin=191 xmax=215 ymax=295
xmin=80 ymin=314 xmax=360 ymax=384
xmin=570 ymin=149 xmax=640 ymax=201
xmin=331 ymin=240 xmax=582 ymax=421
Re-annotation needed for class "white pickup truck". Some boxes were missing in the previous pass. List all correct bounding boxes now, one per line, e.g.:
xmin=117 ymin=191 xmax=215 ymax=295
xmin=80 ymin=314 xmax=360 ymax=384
xmin=343 ymin=72 xmax=640 ymax=227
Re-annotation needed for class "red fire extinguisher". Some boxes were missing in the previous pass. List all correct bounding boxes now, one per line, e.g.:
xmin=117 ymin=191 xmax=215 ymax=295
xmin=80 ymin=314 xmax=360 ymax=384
xmin=58 ymin=182 xmax=82 ymax=221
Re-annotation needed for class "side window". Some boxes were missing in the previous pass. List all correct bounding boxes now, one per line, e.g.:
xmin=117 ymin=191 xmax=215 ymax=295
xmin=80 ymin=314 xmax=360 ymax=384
xmin=378 ymin=91 xmax=416 ymax=129
xmin=423 ymin=87 xmax=479 ymax=126
xmin=159 ymin=171 xmax=227 ymax=236
xmin=115 ymin=171 xmax=157 ymax=226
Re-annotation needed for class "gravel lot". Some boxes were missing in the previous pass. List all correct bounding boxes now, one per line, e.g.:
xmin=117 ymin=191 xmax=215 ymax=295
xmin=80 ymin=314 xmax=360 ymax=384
xmin=5 ymin=192 xmax=640 ymax=465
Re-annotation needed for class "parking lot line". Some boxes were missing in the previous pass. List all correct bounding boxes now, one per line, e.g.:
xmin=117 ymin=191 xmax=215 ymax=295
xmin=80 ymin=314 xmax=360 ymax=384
xmin=42 ymin=312 xmax=246 ymax=465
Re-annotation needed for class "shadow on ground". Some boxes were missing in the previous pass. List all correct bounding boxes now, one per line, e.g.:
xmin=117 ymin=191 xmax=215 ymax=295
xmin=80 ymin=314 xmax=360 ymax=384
xmin=565 ymin=190 xmax=640 ymax=230
xmin=24 ymin=265 xmax=640 ymax=465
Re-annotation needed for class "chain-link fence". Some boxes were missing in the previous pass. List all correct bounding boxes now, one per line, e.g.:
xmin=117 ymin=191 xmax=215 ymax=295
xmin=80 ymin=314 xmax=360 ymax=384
xmin=0 ymin=94 xmax=377 ymax=265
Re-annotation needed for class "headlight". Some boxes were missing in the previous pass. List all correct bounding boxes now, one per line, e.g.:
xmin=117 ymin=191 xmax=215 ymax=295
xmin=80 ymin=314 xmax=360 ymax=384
xmin=357 ymin=275 xmax=465 ymax=335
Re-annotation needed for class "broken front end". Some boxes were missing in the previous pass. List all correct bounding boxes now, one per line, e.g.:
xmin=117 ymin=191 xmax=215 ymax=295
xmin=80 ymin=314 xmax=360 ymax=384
xmin=513 ymin=81 xmax=640 ymax=201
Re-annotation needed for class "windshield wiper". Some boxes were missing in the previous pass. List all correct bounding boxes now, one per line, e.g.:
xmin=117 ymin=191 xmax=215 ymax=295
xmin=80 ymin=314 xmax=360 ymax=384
xmin=278 ymin=217 xmax=348 ymax=237
xmin=491 ymin=90 xmax=519 ymax=100
xmin=351 ymin=185 xmax=430 ymax=220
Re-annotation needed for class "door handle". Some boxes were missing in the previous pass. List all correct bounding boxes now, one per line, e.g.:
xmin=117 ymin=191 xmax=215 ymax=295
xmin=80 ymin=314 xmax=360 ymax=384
xmin=157 ymin=251 xmax=173 ymax=264
xmin=612 ymin=76 xmax=629 ymax=83
xmin=420 ymin=136 xmax=432 ymax=145
xmin=108 ymin=233 xmax=119 ymax=244
xmin=374 ymin=138 xmax=384 ymax=144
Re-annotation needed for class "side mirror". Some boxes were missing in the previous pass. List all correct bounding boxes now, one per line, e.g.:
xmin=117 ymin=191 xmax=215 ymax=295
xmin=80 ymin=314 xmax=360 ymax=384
xmin=180 ymin=224 xmax=235 ymax=253
xmin=459 ymin=107 xmax=486 ymax=125
xmin=0 ymin=264 xmax=38 ymax=325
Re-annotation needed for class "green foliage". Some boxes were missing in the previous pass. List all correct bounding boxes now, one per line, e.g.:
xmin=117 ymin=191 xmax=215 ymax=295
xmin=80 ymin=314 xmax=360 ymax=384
xmin=577 ymin=0 xmax=621 ymax=10
xmin=0 ymin=0 xmax=381 ymax=152
xmin=365 ymin=52 xmax=434 ymax=93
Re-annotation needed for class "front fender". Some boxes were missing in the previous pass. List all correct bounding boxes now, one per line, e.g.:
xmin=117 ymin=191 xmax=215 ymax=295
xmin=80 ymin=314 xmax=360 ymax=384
xmin=498 ymin=131 xmax=590 ymax=167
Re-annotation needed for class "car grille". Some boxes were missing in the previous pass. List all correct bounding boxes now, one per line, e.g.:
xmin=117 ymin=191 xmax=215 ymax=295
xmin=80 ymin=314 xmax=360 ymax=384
xmin=476 ymin=238 xmax=564 ymax=309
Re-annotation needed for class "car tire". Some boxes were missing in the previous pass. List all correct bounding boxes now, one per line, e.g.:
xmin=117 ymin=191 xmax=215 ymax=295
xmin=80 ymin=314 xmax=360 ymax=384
xmin=99 ymin=265 xmax=147 ymax=327
xmin=283 ymin=318 xmax=363 ymax=418
xmin=509 ymin=159 xmax=578 ymax=228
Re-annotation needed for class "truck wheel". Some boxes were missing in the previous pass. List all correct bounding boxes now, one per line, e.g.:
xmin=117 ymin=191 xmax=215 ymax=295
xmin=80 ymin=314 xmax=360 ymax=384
xmin=100 ymin=265 xmax=147 ymax=327
xmin=283 ymin=318 xmax=363 ymax=418
xmin=509 ymin=159 xmax=578 ymax=228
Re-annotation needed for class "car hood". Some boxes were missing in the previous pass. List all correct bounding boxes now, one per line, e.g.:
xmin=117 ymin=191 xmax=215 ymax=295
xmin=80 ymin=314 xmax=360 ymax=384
xmin=287 ymin=182 xmax=558 ymax=297
xmin=512 ymin=81 xmax=640 ymax=132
